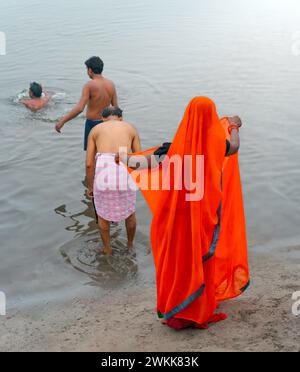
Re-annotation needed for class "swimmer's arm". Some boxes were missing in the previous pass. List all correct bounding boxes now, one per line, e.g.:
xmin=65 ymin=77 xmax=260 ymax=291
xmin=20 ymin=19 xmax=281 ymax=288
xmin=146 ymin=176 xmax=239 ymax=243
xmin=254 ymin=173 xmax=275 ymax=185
xmin=41 ymin=93 xmax=50 ymax=108
xmin=20 ymin=99 xmax=32 ymax=107
xmin=55 ymin=85 xmax=90 ymax=133
xmin=20 ymin=100 xmax=39 ymax=112
xmin=20 ymin=100 xmax=29 ymax=107
xmin=86 ymin=130 xmax=97 ymax=196
xmin=43 ymin=91 xmax=51 ymax=101
xmin=227 ymin=116 xmax=242 ymax=156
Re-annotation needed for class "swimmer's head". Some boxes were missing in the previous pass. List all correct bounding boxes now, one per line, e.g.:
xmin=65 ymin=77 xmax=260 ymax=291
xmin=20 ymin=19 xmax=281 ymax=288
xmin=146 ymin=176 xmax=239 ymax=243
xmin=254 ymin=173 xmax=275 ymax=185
xmin=85 ymin=56 xmax=104 ymax=78
xmin=102 ymin=106 xmax=123 ymax=121
xmin=29 ymin=82 xmax=43 ymax=98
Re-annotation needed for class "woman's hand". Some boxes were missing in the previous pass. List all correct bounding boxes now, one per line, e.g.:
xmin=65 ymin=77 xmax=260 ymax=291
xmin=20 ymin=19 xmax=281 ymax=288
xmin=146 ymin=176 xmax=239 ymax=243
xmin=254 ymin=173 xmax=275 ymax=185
xmin=115 ymin=153 xmax=120 ymax=165
xmin=228 ymin=116 xmax=242 ymax=128
xmin=226 ymin=116 xmax=242 ymax=156
xmin=115 ymin=152 xmax=128 ymax=165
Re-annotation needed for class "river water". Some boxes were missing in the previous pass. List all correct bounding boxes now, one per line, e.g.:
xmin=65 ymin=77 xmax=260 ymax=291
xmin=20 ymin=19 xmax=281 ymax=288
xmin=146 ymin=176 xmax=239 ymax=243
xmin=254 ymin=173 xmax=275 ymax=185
xmin=1 ymin=0 xmax=300 ymax=310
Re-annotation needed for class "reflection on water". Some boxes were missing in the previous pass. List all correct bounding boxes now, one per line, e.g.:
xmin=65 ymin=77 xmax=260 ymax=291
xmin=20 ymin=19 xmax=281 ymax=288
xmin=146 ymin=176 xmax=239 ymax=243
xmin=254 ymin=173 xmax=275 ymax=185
xmin=55 ymin=193 xmax=150 ymax=287
xmin=55 ymin=199 xmax=97 ymax=236
xmin=60 ymin=231 xmax=140 ymax=288
xmin=55 ymin=179 xmax=100 ymax=236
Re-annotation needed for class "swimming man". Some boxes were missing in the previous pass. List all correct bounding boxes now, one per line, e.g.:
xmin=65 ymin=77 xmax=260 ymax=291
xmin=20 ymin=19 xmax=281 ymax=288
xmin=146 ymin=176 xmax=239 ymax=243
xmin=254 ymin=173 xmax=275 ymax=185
xmin=21 ymin=82 xmax=50 ymax=112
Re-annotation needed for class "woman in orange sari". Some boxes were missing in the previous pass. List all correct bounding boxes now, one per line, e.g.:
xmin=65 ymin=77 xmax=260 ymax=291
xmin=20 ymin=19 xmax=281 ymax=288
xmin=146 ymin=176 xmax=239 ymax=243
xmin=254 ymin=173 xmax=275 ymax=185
xmin=120 ymin=97 xmax=249 ymax=330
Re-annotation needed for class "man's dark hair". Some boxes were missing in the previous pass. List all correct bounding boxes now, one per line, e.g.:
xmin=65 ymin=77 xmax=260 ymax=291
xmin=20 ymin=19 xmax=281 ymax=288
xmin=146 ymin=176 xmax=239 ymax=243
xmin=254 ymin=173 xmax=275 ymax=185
xmin=30 ymin=82 xmax=43 ymax=98
xmin=85 ymin=56 xmax=104 ymax=74
xmin=102 ymin=106 xmax=123 ymax=119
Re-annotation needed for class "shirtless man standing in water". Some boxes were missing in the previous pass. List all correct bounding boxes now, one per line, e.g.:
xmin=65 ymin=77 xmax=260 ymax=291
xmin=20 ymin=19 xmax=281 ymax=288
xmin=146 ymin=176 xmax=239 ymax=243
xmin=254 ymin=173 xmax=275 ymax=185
xmin=86 ymin=106 xmax=141 ymax=256
xmin=55 ymin=56 xmax=118 ymax=150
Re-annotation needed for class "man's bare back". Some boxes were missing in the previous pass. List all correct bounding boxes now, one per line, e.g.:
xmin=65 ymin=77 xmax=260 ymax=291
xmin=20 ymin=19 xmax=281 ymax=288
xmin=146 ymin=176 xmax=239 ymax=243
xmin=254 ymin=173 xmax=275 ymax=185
xmin=22 ymin=96 xmax=50 ymax=112
xmin=86 ymin=107 xmax=141 ymax=196
xmin=85 ymin=77 xmax=116 ymax=120
xmin=92 ymin=120 xmax=140 ymax=154
xmin=55 ymin=56 xmax=118 ymax=134
xmin=21 ymin=82 xmax=50 ymax=112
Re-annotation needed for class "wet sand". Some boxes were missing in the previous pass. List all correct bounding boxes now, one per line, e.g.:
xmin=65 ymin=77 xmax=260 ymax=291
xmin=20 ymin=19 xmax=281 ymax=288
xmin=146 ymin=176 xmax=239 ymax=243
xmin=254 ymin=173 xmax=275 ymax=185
xmin=1 ymin=251 xmax=299 ymax=352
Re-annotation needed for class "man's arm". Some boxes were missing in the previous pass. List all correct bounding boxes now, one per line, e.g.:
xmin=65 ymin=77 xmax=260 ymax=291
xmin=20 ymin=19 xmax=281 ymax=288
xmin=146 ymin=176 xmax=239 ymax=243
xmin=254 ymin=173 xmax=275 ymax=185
xmin=117 ymin=137 xmax=169 ymax=170
xmin=115 ymin=128 xmax=142 ymax=169
xmin=20 ymin=100 xmax=30 ymax=108
xmin=86 ymin=129 xmax=97 ymax=197
xmin=227 ymin=116 xmax=242 ymax=156
xmin=43 ymin=91 xmax=51 ymax=102
xmin=132 ymin=128 xmax=142 ymax=153
xmin=111 ymin=83 xmax=118 ymax=107
xmin=21 ymin=100 xmax=39 ymax=113
xmin=41 ymin=93 xmax=50 ymax=109
xmin=55 ymin=84 xmax=90 ymax=133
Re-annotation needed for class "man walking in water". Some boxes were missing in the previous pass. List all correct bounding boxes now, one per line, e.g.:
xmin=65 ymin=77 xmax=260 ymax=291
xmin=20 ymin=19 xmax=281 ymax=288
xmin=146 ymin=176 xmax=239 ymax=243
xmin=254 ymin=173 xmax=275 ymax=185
xmin=55 ymin=56 xmax=118 ymax=150
xmin=86 ymin=106 xmax=141 ymax=256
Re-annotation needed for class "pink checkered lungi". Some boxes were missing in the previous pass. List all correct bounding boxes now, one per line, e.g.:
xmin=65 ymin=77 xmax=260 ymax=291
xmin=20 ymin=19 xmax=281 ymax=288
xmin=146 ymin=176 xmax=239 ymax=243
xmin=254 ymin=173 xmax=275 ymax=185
xmin=93 ymin=153 xmax=137 ymax=222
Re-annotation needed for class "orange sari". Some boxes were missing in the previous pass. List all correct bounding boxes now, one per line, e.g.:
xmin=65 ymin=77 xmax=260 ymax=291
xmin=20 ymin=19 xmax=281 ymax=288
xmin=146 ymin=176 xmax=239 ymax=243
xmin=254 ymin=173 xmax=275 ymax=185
xmin=128 ymin=97 xmax=249 ymax=329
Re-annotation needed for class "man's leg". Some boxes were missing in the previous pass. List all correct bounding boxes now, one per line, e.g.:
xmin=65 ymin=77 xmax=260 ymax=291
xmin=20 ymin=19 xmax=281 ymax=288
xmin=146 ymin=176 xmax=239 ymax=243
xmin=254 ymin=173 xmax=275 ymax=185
xmin=125 ymin=213 xmax=136 ymax=250
xmin=98 ymin=216 xmax=113 ymax=256
xmin=84 ymin=120 xmax=90 ymax=151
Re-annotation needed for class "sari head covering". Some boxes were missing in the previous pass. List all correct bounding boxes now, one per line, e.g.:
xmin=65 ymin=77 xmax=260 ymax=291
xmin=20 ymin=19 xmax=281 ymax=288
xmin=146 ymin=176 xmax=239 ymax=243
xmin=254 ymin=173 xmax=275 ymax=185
xmin=128 ymin=97 xmax=249 ymax=328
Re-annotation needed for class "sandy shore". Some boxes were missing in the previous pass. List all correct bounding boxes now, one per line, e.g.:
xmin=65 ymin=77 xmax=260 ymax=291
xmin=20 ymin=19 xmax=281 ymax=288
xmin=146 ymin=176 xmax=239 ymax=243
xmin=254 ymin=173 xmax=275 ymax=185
xmin=1 ymin=251 xmax=299 ymax=352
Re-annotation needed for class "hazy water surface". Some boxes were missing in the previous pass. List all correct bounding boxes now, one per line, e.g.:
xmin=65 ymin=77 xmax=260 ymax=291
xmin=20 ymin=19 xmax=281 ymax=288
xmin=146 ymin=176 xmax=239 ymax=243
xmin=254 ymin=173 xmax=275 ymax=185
xmin=1 ymin=0 xmax=300 ymax=309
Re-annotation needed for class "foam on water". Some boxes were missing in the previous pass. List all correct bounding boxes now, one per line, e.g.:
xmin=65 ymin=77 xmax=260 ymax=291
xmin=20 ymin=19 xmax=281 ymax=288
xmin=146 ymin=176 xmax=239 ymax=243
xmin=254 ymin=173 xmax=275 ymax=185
xmin=13 ymin=89 xmax=66 ymax=103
